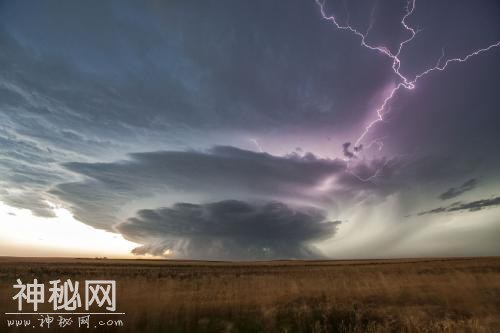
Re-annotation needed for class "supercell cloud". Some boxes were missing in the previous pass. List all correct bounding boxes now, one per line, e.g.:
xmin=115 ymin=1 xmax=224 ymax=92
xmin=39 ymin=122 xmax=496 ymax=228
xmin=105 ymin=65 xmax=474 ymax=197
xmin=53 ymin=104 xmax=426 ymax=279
xmin=117 ymin=200 xmax=340 ymax=259
xmin=50 ymin=146 xmax=346 ymax=230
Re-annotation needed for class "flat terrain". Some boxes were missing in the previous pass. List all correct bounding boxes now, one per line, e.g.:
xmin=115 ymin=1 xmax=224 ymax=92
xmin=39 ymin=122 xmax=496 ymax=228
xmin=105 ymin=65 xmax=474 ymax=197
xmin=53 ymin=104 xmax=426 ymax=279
xmin=1 ymin=257 xmax=499 ymax=332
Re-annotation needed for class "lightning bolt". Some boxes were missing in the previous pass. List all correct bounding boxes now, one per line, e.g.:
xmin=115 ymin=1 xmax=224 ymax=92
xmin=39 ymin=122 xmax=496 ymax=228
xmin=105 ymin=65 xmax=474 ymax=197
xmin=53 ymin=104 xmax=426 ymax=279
xmin=249 ymin=138 xmax=264 ymax=152
xmin=315 ymin=0 xmax=500 ymax=181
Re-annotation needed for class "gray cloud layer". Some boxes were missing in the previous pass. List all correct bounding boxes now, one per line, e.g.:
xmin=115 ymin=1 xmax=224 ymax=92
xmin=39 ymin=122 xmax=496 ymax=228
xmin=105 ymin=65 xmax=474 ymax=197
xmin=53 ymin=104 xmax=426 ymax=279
xmin=117 ymin=200 xmax=340 ymax=259
xmin=439 ymin=179 xmax=477 ymax=200
xmin=51 ymin=146 xmax=346 ymax=230
xmin=418 ymin=196 xmax=500 ymax=216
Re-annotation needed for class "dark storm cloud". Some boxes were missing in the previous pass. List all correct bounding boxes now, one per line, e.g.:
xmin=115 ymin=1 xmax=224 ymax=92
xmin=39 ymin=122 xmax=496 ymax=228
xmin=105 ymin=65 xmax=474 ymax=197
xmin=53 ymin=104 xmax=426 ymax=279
xmin=0 ymin=0 xmax=394 ymax=218
xmin=51 ymin=146 xmax=346 ymax=229
xmin=439 ymin=179 xmax=478 ymax=200
xmin=117 ymin=200 xmax=340 ymax=260
xmin=0 ymin=0 xmax=498 ymax=216
xmin=0 ymin=0 xmax=390 ymax=134
xmin=418 ymin=196 xmax=500 ymax=216
xmin=0 ymin=27 xmax=195 ymax=141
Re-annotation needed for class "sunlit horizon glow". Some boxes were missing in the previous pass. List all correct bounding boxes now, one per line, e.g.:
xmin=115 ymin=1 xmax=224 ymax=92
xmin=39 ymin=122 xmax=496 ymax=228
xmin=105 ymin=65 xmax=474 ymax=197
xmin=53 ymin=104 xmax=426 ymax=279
xmin=0 ymin=201 xmax=148 ymax=259
xmin=2 ymin=196 xmax=499 ymax=260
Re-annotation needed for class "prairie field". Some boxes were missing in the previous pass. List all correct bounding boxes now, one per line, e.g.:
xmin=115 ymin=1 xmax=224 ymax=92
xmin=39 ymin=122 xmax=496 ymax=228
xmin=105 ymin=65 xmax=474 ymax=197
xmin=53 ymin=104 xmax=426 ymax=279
xmin=0 ymin=257 xmax=499 ymax=332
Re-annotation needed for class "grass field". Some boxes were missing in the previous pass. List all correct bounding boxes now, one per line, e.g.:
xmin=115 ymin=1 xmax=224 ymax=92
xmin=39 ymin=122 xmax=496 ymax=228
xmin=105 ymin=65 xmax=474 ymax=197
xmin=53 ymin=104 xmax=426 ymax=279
xmin=0 ymin=257 xmax=499 ymax=332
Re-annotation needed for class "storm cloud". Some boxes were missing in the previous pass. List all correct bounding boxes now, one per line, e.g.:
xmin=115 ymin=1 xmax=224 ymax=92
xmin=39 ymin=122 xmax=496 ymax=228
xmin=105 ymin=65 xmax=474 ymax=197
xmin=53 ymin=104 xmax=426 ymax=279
xmin=51 ymin=146 xmax=346 ymax=229
xmin=117 ymin=200 xmax=340 ymax=259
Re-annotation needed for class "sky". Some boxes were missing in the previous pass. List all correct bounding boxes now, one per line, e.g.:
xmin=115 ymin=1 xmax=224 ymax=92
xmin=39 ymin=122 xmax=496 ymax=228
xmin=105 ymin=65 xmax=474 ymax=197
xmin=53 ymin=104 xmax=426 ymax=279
xmin=0 ymin=0 xmax=499 ymax=260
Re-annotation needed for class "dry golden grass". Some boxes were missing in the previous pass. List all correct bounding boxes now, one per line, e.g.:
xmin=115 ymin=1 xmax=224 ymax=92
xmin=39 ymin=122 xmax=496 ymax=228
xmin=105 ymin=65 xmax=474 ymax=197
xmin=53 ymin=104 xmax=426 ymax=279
xmin=0 ymin=257 xmax=499 ymax=332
